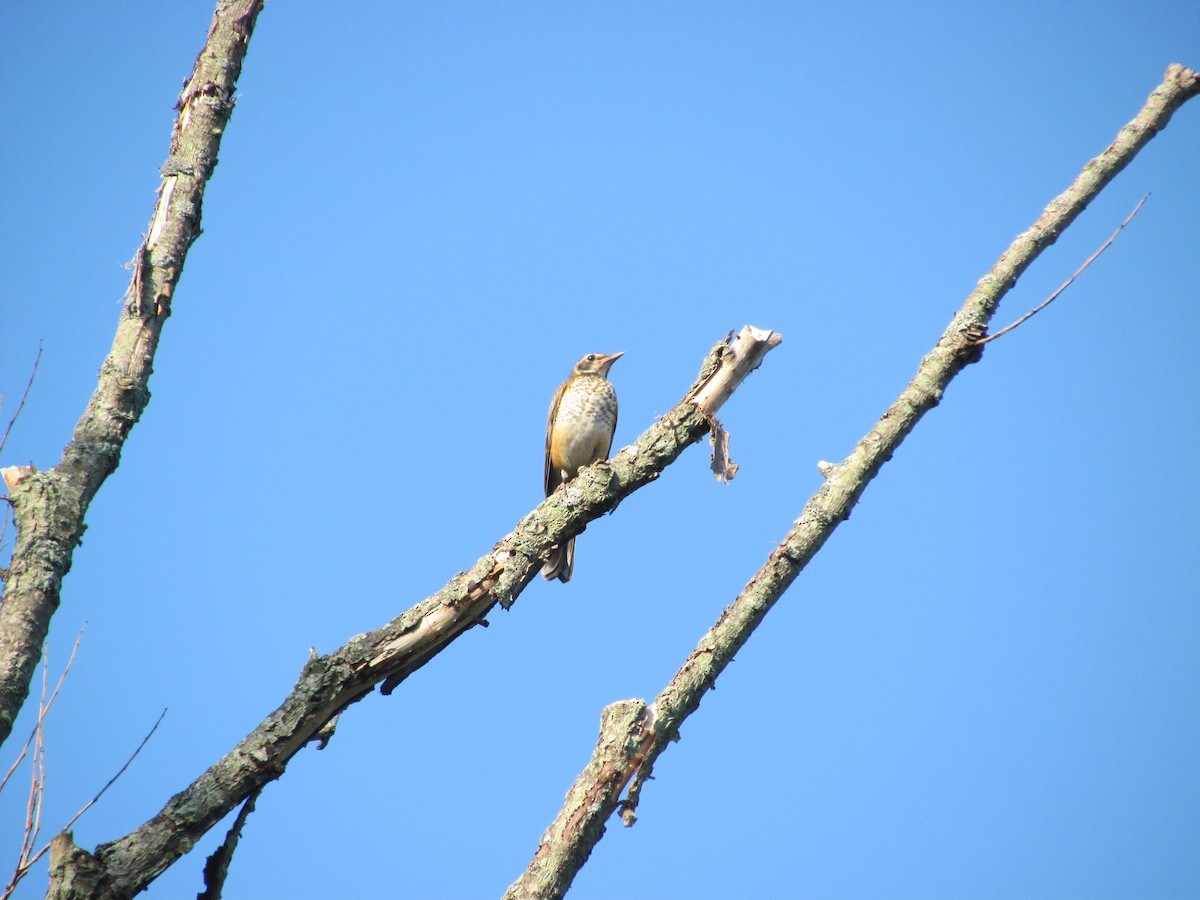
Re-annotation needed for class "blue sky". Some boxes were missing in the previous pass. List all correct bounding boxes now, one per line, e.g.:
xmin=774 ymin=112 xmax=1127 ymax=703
xmin=2 ymin=3 xmax=1199 ymax=898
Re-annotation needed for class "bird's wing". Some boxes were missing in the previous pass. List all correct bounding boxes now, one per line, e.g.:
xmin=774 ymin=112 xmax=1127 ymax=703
xmin=610 ymin=393 xmax=618 ymax=454
xmin=544 ymin=379 xmax=567 ymax=496
xmin=598 ymin=391 xmax=618 ymax=459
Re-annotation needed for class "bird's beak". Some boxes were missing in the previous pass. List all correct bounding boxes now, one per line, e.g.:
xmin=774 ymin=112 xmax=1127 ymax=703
xmin=600 ymin=351 xmax=625 ymax=374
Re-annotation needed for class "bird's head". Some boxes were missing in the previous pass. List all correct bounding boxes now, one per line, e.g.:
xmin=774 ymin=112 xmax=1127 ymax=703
xmin=571 ymin=351 xmax=625 ymax=378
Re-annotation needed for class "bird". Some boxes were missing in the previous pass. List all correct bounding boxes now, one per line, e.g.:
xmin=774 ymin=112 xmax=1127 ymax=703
xmin=542 ymin=351 xmax=624 ymax=582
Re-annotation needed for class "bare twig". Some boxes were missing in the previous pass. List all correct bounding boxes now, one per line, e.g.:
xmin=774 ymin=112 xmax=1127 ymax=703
xmin=0 ymin=629 xmax=83 ymax=900
xmin=977 ymin=194 xmax=1150 ymax=345
xmin=0 ymin=628 xmax=83 ymax=798
xmin=19 ymin=653 xmax=50 ymax=878
xmin=0 ymin=341 xmax=43 ymax=555
xmin=0 ymin=341 xmax=43 ymax=457
xmin=6 ymin=709 xmax=166 ymax=899
xmin=59 ymin=709 xmax=167 ymax=836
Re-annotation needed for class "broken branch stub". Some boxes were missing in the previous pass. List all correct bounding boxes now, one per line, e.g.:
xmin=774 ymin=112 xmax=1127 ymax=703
xmin=684 ymin=325 xmax=781 ymax=482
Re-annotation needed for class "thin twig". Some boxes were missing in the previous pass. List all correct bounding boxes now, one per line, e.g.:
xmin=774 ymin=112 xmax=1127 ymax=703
xmin=1 ymin=629 xmax=85 ymax=900
xmin=4 ymin=651 xmax=49 ymax=900
xmin=3 ymin=706 xmax=165 ymax=898
xmin=0 ymin=341 xmax=43 ymax=456
xmin=26 ymin=654 xmax=50 ymax=859
xmin=976 ymin=194 xmax=1149 ymax=345
xmin=57 ymin=709 xmax=167 ymax=835
xmin=0 ymin=627 xmax=84 ymax=797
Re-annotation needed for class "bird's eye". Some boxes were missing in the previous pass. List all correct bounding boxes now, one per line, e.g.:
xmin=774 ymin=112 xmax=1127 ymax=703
xmin=586 ymin=354 xmax=597 ymax=361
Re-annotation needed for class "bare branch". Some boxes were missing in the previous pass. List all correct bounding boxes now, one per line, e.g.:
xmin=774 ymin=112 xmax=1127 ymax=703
xmin=0 ymin=343 xmax=43 ymax=564
xmin=0 ymin=627 xmax=83 ymax=798
xmin=2 ymin=667 xmax=157 ymax=897
xmin=977 ymin=193 xmax=1150 ymax=345
xmin=58 ymin=710 xmax=167 ymax=840
xmin=2 ymin=629 xmax=82 ymax=900
xmin=0 ymin=0 xmax=265 ymax=750
xmin=197 ymin=789 xmax=261 ymax=900
xmin=18 ymin=654 xmax=50 ymax=885
xmin=502 ymin=63 xmax=1200 ymax=900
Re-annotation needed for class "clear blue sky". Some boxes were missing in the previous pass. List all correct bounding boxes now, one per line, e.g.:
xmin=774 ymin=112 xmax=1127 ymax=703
xmin=2 ymin=3 xmax=1199 ymax=898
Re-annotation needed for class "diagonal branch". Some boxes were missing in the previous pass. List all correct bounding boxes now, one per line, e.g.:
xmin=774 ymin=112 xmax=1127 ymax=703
xmin=0 ymin=0 xmax=265 ymax=750
xmin=45 ymin=326 xmax=780 ymax=900
xmin=501 ymin=62 xmax=1200 ymax=900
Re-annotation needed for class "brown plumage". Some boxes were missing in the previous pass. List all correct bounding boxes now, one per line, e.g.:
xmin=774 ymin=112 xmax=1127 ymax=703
xmin=542 ymin=351 xmax=624 ymax=582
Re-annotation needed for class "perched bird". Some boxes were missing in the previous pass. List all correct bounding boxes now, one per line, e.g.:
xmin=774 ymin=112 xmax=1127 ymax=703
xmin=543 ymin=351 xmax=624 ymax=582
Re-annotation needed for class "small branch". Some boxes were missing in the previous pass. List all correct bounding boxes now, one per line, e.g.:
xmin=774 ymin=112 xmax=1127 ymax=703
xmin=197 ymin=788 xmax=261 ymax=900
xmin=58 ymin=710 xmax=167 ymax=836
xmin=0 ymin=341 xmax=42 ymax=456
xmin=502 ymin=63 xmax=1200 ymax=900
xmin=0 ymin=341 xmax=43 ymax=563
xmin=0 ymin=627 xmax=82 ymax=796
xmin=5 ymin=707 xmax=164 ymax=899
xmin=0 ymin=628 xmax=82 ymax=796
xmin=1 ymin=629 xmax=82 ymax=900
xmin=17 ymin=653 xmax=51 ymax=887
xmin=976 ymin=193 xmax=1149 ymax=345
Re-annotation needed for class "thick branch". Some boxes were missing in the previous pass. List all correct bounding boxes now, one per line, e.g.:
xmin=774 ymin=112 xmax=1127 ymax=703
xmin=47 ymin=327 xmax=779 ymax=900
xmin=502 ymin=63 xmax=1200 ymax=900
xmin=0 ymin=0 xmax=264 ymax=749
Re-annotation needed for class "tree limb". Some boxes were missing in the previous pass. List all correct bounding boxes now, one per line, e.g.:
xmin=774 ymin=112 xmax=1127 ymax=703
xmin=44 ymin=326 xmax=779 ymax=900
xmin=501 ymin=62 xmax=1200 ymax=900
xmin=0 ymin=0 xmax=265 ymax=749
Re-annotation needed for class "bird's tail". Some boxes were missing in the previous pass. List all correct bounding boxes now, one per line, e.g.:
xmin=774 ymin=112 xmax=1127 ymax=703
xmin=541 ymin=537 xmax=575 ymax=583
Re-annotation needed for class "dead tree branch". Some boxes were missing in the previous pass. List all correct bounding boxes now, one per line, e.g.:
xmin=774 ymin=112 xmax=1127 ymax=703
xmin=0 ymin=628 xmax=81 ymax=800
xmin=0 ymin=0 xmax=264 ymax=749
xmin=44 ymin=326 xmax=779 ymax=900
xmin=502 ymin=63 xmax=1200 ymax=900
